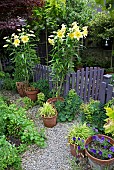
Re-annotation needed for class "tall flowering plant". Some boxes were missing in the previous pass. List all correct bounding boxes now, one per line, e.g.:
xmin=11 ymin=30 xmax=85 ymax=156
xmin=3 ymin=27 xmax=40 ymax=83
xmin=48 ymin=22 xmax=88 ymax=97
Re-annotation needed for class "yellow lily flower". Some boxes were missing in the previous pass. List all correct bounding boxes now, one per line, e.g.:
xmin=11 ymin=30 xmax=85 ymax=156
xmin=21 ymin=35 xmax=29 ymax=43
xmin=13 ymin=39 xmax=20 ymax=47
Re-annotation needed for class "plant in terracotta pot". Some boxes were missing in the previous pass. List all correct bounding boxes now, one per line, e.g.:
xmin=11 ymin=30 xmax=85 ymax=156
xmin=38 ymin=102 xmax=57 ymax=128
xmin=85 ymin=134 xmax=114 ymax=170
xmin=67 ymin=123 xmax=94 ymax=157
xmin=48 ymin=21 xmax=88 ymax=98
xmin=3 ymin=26 xmax=40 ymax=97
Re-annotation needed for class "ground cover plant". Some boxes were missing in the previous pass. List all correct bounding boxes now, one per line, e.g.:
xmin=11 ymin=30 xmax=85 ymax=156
xmin=55 ymin=89 xmax=82 ymax=122
xmin=0 ymin=95 xmax=46 ymax=169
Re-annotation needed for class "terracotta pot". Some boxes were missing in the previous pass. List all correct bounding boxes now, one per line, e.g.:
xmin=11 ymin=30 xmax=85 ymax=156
xmin=85 ymin=134 xmax=114 ymax=170
xmin=25 ymin=89 xmax=39 ymax=101
xmin=47 ymin=97 xmax=64 ymax=104
xmin=42 ymin=113 xmax=57 ymax=128
xmin=70 ymin=143 xmax=85 ymax=158
xmin=16 ymin=82 xmax=26 ymax=97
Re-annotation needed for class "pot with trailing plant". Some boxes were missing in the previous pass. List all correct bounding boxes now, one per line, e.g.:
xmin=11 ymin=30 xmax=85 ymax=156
xmin=85 ymin=134 xmax=114 ymax=170
xmin=67 ymin=123 xmax=94 ymax=157
xmin=48 ymin=22 xmax=88 ymax=101
xmin=3 ymin=26 xmax=40 ymax=97
xmin=38 ymin=102 xmax=57 ymax=128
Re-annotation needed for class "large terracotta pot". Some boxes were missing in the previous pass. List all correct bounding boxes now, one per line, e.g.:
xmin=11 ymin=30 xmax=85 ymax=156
xmin=42 ymin=113 xmax=57 ymax=128
xmin=16 ymin=82 xmax=26 ymax=97
xmin=47 ymin=97 xmax=64 ymax=104
xmin=70 ymin=143 xmax=85 ymax=158
xmin=25 ymin=89 xmax=39 ymax=101
xmin=85 ymin=134 xmax=114 ymax=170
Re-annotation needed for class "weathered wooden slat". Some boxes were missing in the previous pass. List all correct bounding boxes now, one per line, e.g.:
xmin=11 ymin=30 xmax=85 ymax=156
xmin=91 ymin=67 xmax=97 ymax=99
xmin=71 ymin=73 xmax=76 ymax=89
xmin=76 ymin=70 xmax=81 ymax=96
xmin=99 ymin=82 xmax=107 ymax=104
xmin=95 ymin=68 xmax=101 ymax=100
xmin=106 ymin=84 xmax=113 ymax=103
xmin=84 ymin=67 xmax=89 ymax=102
xmin=79 ymin=68 xmax=85 ymax=100
xmin=88 ymin=67 xmax=93 ymax=101
xmin=64 ymin=74 xmax=70 ymax=96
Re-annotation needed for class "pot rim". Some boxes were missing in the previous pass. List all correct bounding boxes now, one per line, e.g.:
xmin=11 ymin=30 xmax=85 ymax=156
xmin=85 ymin=134 xmax=114 ymax=164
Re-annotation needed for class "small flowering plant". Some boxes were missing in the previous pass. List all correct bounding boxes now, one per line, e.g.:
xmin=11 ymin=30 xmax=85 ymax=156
xmin=85 ymin=134 xmax=114 ymax=160
xmin=3 ymin=27 xmax=40 ymax=83
xmin=67 ymin=123 xmax=94 ymax=151
xmin=48 ymin=22 xmax=88 ymax=97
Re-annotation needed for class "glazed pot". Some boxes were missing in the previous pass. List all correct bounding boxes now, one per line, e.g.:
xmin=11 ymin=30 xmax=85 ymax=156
xmin=85 ymin=134 xmax=114 ymax=170
xmin=25 ymin=89 xmax=39 ymax=101
xmin=42 ymin=113 xmax=57 ymax=128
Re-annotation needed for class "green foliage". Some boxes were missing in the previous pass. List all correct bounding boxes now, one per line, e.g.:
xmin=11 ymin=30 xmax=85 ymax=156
xmin=3 ymin=27 xmax=40 ymax=83
xmin=1 ymin=73 xmax=16 ymax=90
xmin=31 ymin=0 xmax=66 ymax=36
xmin=31 ymin=79 xmax=51 ymax=100
xmin=80 ymin=99 xmax=107 ymax=132
xmin=0 ymin=136 xmax=22 ymax=170
xmin=65 ymin=0 xmax=96 ymax=26
xmin=89 ymin=11 xmax=114 ymax=40
xmin=55 ymin=89 xmax=82 ymax=122
xmin=68 ymin=123 xmax=94 ymax=149
xmin=37 ymin=92 xmax=45 ymax=106
xmin=0 ymin=96 xmax=47 ymax=148
xmin=38 ymin=102 xmax=56 ymax=117
xmin=16 ymin=96 xmax=35 ymax=110
xmin=104 ymin=100 xmax=114 ymax=136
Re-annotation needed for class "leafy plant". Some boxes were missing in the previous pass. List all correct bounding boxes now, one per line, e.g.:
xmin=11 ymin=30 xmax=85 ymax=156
xmin=38 ymin=102 xmax=57 ymax=117
xmin=55 ymin=89 xmax=82 ymax=122
xmin=37 ymin=92 xmax=45 ymax=106
xmin=67 ymin=123 xmax=94 ymax=150
xmin=31 ymin=79 xmax=51 ymax=100
xmin=80 ymin=99 xmax=107 ymax=132
xmin=16 ymin=96 xmax=35 ymax=110
xmin=3 ymin=26 xmax=40 ymax=83
xmin=0 ymin=97 xmax=47 ymax=148
xmin=104 ymin=106 xmax=114 ymax=137
xmin=0 ymin=135 xmax=22 ymax=170
xmin=48 ymin=22 xmax=88 ymax=97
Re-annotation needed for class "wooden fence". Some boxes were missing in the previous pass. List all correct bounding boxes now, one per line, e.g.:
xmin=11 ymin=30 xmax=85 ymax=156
xmin=34 ymin=64 xmax=114 ymax=104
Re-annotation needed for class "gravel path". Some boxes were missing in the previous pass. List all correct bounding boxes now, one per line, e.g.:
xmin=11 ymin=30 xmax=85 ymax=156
xmin=0 ymin=90 xmax=91 ymax=170
xmin=21 ymin=106 xmax=76 ymax=170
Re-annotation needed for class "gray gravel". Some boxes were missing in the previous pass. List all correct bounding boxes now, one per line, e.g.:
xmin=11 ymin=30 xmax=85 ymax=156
xmin=21 ymin=106 xmax=75 ymax=170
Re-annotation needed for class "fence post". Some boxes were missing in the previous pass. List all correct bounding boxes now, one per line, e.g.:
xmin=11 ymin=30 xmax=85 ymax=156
xmin=103 ymin=74 xmax=112 ymax=85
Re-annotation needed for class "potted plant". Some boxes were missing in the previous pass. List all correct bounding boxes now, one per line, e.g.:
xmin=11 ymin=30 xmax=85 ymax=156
xmin=3 ymin=26 xmax=40 ymax=97
xmin=48 ymin=22 xmax=88 ymax=98
xmin=38 ymin=102 xmax=57 ymax=128
xmin=67 ymin=123 xmax=94 ymax=157
xmin=85 ymin=134 xmax=114 ymax=170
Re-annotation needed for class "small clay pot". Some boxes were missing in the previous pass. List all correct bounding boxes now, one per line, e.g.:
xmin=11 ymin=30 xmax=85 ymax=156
xmin=42 ymin=113 xmax=57 ymax=128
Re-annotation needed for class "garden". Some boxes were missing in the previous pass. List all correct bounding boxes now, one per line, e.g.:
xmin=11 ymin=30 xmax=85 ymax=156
xmin=0 ymin=0 xmax=114 ymax=170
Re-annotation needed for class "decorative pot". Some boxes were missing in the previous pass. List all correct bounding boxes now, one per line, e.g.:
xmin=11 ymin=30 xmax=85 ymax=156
xmin=85 ymin=134 xmax=114 ymax=170
xmin=16 ymin=82 xmax=26 ymax=97
xmin=70 ymin=143 xmax=85 ymax=158
xmin=47 ymin=97 xmax=64 ymax=104
xmin=42 ymin=113 xmax=57 ymax=128
xmin=25 ymin=89 xmax=39 ymax=101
